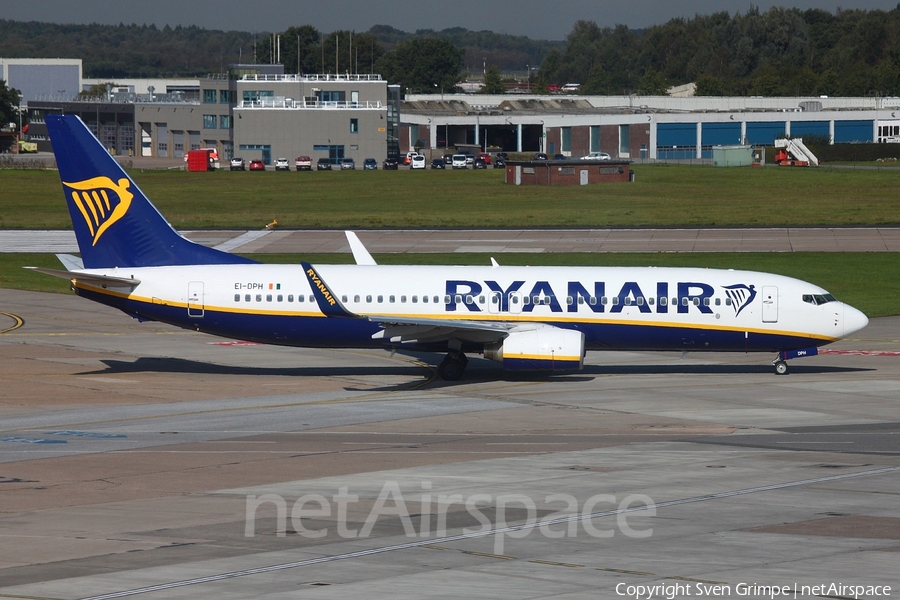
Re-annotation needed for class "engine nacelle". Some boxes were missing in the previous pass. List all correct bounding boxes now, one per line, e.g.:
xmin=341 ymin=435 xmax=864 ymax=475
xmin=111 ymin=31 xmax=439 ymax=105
xmin=484 ymin=327 xmax=584 ymax=372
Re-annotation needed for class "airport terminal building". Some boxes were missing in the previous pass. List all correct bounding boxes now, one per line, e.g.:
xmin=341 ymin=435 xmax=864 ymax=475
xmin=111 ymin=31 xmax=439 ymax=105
xmin=10 ymin=58 xmax=900 ymax=164
xmin=20 ymin=60 xmax=399 ymax=166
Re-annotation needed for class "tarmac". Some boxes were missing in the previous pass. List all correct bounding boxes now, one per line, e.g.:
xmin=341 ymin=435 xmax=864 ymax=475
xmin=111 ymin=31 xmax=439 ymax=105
xmin=2 ymin=227 xmax=900 ymax=255
xmin=0 ymin=286 xmax=898 ymax=599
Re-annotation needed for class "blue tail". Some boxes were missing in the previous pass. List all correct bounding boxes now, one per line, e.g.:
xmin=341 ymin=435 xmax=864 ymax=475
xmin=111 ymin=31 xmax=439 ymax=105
xmin=47 ymin=114 xmax=255 ymax=268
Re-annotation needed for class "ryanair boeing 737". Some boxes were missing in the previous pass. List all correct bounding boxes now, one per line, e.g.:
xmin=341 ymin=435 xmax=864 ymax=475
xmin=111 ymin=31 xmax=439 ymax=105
xmin=30 ymin=114 xmax=869 ymax=380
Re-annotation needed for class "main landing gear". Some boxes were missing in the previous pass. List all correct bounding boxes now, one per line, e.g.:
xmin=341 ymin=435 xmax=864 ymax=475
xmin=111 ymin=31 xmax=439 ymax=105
xmin=438 ymin=351 xmax=468 ymax=381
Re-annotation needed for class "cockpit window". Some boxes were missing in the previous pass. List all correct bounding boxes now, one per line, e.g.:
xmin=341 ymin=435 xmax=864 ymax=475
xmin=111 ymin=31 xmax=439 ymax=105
xmin=802 ymin=293 xmax=837 ymax=306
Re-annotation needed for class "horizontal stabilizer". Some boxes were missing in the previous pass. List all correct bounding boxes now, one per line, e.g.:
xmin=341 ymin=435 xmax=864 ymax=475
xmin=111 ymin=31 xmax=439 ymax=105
xmin=56 ymin=253 xmax=84 ymax=271
xmin=23 ymin=266 xmax=141 ymax=287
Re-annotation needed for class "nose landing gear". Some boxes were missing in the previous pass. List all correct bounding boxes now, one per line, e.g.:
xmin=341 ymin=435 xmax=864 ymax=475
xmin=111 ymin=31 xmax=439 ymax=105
xmin=773 ymin=346 xmax=819 ymax=375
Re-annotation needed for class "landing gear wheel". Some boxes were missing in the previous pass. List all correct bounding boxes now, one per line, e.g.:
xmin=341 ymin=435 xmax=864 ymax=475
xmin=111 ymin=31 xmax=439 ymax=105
xmin=438 ymin=352 xmax=467 ymax=381
xmin=774 ymin=360 xmax=788 ymax=375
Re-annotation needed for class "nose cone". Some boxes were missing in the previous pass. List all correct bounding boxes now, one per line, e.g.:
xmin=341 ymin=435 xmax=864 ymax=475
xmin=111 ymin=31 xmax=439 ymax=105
xmin=843 ymin=303 xmax=869 ymax=337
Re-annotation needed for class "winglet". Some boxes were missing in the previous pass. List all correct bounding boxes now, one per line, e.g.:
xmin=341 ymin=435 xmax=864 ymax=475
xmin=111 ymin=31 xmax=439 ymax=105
xmin=300 ymin=261 xmax=359 ymax=318
xmin=345 ymin=231 xmax=377 ymax=265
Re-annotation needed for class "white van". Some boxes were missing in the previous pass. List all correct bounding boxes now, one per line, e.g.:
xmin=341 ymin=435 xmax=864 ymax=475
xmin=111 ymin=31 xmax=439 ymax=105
xmin=451 ymin=154 xmax=468 ymax=169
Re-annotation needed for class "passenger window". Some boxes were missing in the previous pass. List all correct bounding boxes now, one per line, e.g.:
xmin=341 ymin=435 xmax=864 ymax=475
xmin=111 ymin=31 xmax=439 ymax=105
xmin=389 ymin=295 xmax=395 ymax=303
xmin=245 ymin=294 xmax=251 ymax=302
xmin=422 ymin=295 xmax=428 ymax=303
xmin=659 ymin=297 xmax=667 ymax=306
xmin=624 ymin=297 xmax=632 ymax=306
xmin=444 ymin=295 xmax=450 ymax=304
xmin=366 ymin=295 xmax=372 ymax=303
xmin=434 ymin=296 xmax=440 ymax=304
xmin=256 ymin=294 xmax=262 ymax=302
xmin=234 ymin=294 xmax=240 ymax=302
xmin=715 ymin=298 xmax=721 ymax=306
xmin=703 ymin=298 xmax=710 ymax=306
xmin=681 ymin=298 xmax=688 ymax=306
xmin=354 ymin=295 xmax=360 ymax=303
xmin=589 ymin=296 xmax=596 ymax=306
xmin=601 ymin=296 xmax=608 ymax=305
xmin=401 ymin=295 xmax=407 ymax=303
xmin=377 ymin=295 xmax=383 ymax=303
xmin=298 ymin=295 xmax=304 ymax=302
xmin=288 ymin=294 xmax=294 ymax=302
xmin=341 ymin=295 xmax=347 ymax=303
xmin=725 ymin=298 xmax=732 ymax=306
xmin=266 ymin=294 xmax=272 ymax=302
xmin=511 ymin=295 xmax=519 ymax=304
xmin=412 ymin=295 xmax=418 ymax=303
xmin=455 ymin=294 xmax=463 ymax=304
xmin=277 ymin=295 xmax=283 ymax=302
xmin=648 ymin=297 xmax=654 ymax=305
xmin=611 ymin=297 xmax=619 ymax=306
xmin=692 ymin=298 xmax=700 ymax=306
xmin=308 ymin=295 xmax=314 ymax=303
xmin=478 ymin=295 xmax=485 ymax=304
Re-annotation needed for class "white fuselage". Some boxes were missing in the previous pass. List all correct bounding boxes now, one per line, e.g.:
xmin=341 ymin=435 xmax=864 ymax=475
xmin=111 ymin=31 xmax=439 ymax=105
xmin=72 ymin=263 xmax=867 ymax=353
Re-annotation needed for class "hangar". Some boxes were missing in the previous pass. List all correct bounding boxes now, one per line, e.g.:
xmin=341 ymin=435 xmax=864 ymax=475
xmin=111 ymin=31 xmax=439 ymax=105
xmin=399 ymin=94 xmax=897 ymax=160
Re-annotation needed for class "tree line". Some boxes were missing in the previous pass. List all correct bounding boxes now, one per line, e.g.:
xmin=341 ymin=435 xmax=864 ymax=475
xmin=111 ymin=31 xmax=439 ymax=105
xmin=4 ymin=8 xmax=900 ymax=97
xmin=537 ymin=7 xmax=900 ymax=96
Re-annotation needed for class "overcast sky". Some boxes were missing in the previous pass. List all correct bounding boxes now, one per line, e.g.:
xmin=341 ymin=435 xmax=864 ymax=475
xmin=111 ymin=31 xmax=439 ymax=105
xmin=6 ymin=0 xmax=900 ymax=40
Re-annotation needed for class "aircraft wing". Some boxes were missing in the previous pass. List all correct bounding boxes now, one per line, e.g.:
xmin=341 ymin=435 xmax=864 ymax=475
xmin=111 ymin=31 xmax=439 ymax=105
xmin=368 ymin=314 xmax=512 ymax=344
xmin=301 ymin=260 xmax=514 ymax=344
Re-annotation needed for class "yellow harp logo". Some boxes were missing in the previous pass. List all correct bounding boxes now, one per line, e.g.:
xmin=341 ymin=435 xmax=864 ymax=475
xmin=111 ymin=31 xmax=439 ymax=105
xmin=63 ymin=177 xmax=133 ymax=246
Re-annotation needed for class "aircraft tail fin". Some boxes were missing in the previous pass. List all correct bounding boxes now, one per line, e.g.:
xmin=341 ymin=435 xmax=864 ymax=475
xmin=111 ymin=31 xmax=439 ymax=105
xmin=46 ymin=114 xmax=255 ymax=269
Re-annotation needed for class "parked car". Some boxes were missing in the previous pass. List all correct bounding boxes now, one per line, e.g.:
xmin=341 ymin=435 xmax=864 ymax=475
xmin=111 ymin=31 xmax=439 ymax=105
xmin=403 ymin=151 xmax=417 ymax=166
xmin=431 ymin=157 xmax=446 ymax=169
xmin=363 ymin=158 xmax=378 ymax=170
xmin=493 ymin=156 xmax=506 ymax=168
xmin=248 ymin=159 xmax=265 ymax=171
xmin=464 ymin=152 xmax=475 ymax=165
xmin=451 ymin=154 xmax=468 ymax=169
xmin=443 ymin=153 xmax=454 ymax=164
xmin=496 ymin=152 xmax=509 ymax=162
xmin=230 ymin=157 xmax=245 ymax=171
xmin=274 ymin=157 xmax=290 ymax=171
xmin=340 ymin=157 xmax=356 ymax=170
xmin=552 ymin=153 xmax=565 ymax=161
xmin=474 ymin=157 xmax=488 ymax=169
xmin=477 ymin=152 xmax=492 ymax=165
xmin=383 ymin=157 xmax=399 ymax=170
xmin=410 ymin=154 xmax=426 ymax=169
xmin=316 ymin=157 xmax=332 ymax=170
xmin=533 ymin=152 xmax=548 ymax=160
xmin=581 ymin=152 xmax=612 ymax=160
xmin=295 ymin=156 xmax=312 ymax=170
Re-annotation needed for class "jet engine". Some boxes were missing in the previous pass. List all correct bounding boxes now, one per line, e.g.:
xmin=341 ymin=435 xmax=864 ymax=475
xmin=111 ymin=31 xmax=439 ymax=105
xmin=484 ymin=326 xmax=584 ymax=372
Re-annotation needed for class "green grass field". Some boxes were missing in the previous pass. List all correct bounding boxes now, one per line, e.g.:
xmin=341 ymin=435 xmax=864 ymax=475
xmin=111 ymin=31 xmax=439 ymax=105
xmin=4 ymin=252 xmax=897 ymax=318
xmin=1 ymin=163 xmax=899 ymax=229
xmin=2 ymin=163 xmax=897 ymax=315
